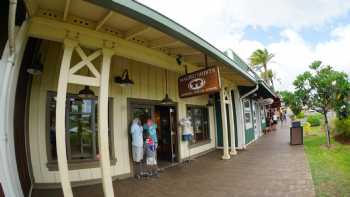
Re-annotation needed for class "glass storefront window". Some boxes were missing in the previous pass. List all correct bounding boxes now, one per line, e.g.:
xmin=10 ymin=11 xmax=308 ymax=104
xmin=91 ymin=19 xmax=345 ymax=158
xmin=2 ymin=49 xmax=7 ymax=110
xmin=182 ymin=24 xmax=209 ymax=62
xmin=47 ymin=91 xmax=113 ymax=161
xmin=186 ymin=106 xmax=210 ymax=143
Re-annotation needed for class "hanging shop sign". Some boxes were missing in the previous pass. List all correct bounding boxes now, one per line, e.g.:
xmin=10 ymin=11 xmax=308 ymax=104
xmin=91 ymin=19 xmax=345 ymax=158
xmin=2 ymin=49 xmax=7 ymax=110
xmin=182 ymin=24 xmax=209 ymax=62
xmin=178 ymin=66 xmax=221 ymax=98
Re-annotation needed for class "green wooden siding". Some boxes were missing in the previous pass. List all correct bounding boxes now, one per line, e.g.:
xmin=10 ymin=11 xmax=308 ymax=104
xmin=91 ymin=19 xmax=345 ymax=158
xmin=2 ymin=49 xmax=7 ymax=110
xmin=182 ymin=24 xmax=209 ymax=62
xmin=245 ymin=128 xmax=255 ymax=144
xmin=215 ymin=93 xmax=238 ymax=147
xmin=261 ymin=121 xmax=266 ymax=129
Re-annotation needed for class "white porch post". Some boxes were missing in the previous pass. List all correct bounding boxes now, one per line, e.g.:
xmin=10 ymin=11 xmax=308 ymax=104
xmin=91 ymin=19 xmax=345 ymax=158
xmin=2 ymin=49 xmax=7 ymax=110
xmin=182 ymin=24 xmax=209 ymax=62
xmin=233 ymin=88 xmax=245 ymax=149
xmin=56 ymin=38 xmax=115 ymax=197
xmin=228 ymin=89 xmax=237 ymax=155
xmin=220 ymin=88 xmax=230 ymax=160
xmin=98 ymin=48 xmax=114 ymax=197
xmin=0 ymin=20 xmax=29 ymax=197
xmin=55 ymin=39 xmax=76 ymax=197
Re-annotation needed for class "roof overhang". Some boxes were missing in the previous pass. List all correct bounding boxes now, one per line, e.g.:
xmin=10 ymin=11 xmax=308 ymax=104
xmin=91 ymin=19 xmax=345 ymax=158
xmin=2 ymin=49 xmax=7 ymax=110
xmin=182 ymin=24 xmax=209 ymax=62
xmin=257 ymin=80 xmax=276 ymax=98
xmin=87 ymin=0 xmax=257 ymax=85
xmin=238 ymin=80 xmax=276 ymax=99
xmin=23 ymin=0 xmax=257 ymax=86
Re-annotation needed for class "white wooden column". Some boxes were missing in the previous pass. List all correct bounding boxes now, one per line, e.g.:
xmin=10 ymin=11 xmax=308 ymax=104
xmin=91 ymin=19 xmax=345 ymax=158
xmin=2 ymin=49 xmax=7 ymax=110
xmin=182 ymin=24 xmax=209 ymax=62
xmin=228 ymin=90 xmax=237 ymax=155
xmin=220 ymin=88 xmax=230 ymax=160
xmin=232 ymin=88 xmax=246 ymax=149
xmin=98 ymin=48 xmax=114 ymax=197
xmin=55 ymin=39 xmax=76 ymax=197
xmin=55 ymin=38 xmax=115 ymax=196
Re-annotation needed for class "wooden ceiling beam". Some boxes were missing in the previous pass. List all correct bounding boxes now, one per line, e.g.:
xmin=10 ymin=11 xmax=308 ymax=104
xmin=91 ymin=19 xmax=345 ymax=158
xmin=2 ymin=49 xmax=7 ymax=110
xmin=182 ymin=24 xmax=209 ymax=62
xmin=183 ymin=54 xmax=217 ymax=65
xmin=124 ymin=24 xmax=150 ymax=40
xmin=24 ymin=0 xmax=38 ymax=16
xmin=149 ymin=36 xmax=179 ymax=48
xmin=168 ymin=47 xmax=202 ymax=56
xmin=95 ymin=11 xmax=113 ymax=31
xmin=63 ymin=0 xmax=71 ymax=21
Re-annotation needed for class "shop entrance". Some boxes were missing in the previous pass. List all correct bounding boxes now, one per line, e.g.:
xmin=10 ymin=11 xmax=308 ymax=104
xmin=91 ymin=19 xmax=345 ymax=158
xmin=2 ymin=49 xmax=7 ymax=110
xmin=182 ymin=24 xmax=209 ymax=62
xmin=128 ymin=100 xmax=178 ymax=172
xmin=154 ymin=105 xmax=177 ymax=164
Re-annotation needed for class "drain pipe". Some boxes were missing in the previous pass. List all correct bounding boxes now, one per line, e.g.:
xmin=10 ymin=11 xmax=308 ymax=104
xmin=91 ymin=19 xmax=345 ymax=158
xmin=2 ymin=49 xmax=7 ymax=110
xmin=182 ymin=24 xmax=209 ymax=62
xmin=240 ymin=83 xmax=258 ymax=100
xmin=8 ymin=0 xmax=17 ymax=58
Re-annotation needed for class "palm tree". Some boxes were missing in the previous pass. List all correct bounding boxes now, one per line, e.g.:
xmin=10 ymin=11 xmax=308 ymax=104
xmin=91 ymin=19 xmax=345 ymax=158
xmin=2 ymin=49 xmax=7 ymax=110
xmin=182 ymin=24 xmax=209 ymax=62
xmin=261 ymin=69 xmax=275 ymax=89
xmin=249 ymin=48 xmax=274 ymax=82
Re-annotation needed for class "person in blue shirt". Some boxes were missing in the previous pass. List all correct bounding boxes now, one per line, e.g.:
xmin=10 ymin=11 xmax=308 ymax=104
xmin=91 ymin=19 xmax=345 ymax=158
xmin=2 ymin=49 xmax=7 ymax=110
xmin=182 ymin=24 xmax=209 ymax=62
xmin=144 ymin=119 xmax=158 ymax=148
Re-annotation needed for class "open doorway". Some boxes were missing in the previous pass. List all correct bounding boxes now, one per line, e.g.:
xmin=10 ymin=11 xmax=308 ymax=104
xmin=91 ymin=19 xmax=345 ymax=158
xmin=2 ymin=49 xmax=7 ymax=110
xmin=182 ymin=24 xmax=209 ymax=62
xmin=154 ymin=105 xmax=177 ymax=166
xmin=128 ymin=100 xmax=178 ymax=174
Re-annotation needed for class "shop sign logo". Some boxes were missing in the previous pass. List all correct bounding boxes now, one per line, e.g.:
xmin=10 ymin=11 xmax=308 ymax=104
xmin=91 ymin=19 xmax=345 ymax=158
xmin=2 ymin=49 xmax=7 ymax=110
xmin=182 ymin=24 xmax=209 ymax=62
xmin=188 ymin=78 xmax=206 ymax=90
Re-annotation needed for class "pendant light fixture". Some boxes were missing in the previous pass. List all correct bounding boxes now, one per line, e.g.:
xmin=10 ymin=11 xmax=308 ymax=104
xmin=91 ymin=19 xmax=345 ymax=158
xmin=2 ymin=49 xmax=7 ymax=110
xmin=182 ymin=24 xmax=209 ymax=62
xmin=78 ymin=85 xmax=95 ymax=99
xmin=160 ymin=69 xmax=174 ymax=105
xmin=27 ymin=38 xmax=44 ymax=75
xmin=114 ymin=69 xmax=134 ymax=87
xmin=78 ymin=68 xmax=95 ymax=99
xmin=206 ymin=94 xmax=215 ymax=106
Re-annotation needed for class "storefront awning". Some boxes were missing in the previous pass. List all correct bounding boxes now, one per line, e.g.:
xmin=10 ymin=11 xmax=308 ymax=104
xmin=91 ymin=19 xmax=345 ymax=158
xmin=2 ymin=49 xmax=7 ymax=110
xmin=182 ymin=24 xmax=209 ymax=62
xmin=257 ymin=81 xmax=276 ymax=99
xmin=238 ymin=80 xmax=276 ymax=99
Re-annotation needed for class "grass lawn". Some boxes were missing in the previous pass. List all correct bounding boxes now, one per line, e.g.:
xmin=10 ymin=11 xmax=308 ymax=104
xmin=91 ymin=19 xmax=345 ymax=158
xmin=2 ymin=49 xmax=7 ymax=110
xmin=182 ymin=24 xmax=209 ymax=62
xmin=304 ymin=126 xmax=350 ymax=197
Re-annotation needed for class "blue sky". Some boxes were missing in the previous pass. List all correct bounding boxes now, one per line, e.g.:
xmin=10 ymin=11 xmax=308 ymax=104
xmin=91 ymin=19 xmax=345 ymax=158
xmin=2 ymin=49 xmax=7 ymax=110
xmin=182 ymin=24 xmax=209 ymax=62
xmin=243 ymin=13 xmax=350 ymax=45
xmin=138 ymin=0 xmax=350 ymax=90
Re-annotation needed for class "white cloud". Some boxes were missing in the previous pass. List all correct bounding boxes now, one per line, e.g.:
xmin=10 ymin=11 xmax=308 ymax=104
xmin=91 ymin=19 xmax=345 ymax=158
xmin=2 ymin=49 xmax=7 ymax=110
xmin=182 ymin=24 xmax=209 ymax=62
xmin=139 ymin=0 xmax=350 ymax=30
xmin=138 ymin=0 xmax=350 ymax=91
xmin=232 ymin=26 xmax=350 ymax=91
xmin=223 ymin=0 xmax=350 ymax=29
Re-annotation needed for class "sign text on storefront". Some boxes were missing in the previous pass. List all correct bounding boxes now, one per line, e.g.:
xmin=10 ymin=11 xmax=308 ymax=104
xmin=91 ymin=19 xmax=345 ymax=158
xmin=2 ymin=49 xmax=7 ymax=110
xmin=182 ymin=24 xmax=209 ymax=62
xmin=178 ymin=66 xmax=221 ymax=98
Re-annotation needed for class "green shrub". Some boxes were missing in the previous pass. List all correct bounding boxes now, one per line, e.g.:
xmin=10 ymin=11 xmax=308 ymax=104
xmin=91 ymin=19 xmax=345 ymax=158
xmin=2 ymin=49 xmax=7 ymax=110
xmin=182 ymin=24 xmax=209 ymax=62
xmin=290 ymin=115 xmax=296 ymax=121
xmin=307 ymin=114 xmax=321 ymax=126
xmin=303 ymin=122 xmax=311 ymax=135
xmin=334 ymin=118 xmax=350 ymax=138
xmin=296 ymin=112 xmax=305 ymax=119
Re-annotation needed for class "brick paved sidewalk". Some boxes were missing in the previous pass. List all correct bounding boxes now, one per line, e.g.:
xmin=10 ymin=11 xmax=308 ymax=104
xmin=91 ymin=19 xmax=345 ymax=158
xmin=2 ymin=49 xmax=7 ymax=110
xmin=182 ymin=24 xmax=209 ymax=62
xmin=33 ymin=122 xmax=315 ymax=197
xmin=114 ymin=122 xmax=315 ymax=197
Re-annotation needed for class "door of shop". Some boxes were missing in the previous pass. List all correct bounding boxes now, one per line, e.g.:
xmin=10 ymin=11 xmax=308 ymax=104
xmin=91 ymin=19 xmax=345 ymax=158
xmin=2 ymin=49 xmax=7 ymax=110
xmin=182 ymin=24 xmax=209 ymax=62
xmin=154 ymin=105 xmax=178 ymax=164
xmin=129 ymin=101 xmax=178 ymax=171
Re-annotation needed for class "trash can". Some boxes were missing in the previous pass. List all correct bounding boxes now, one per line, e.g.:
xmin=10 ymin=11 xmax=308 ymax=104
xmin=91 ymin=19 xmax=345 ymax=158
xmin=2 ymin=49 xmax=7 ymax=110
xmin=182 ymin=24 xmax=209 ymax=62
xmin=290 ymin=121 xmax=303 ymax=145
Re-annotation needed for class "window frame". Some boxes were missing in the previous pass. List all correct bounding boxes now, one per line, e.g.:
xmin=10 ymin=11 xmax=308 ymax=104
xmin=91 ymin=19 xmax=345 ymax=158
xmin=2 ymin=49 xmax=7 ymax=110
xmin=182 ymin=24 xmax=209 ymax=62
xmin=243 ymin=99 xmax=253 ymax=129
xmin=45 ymin=91 xmax=116 ymax=171
xmin=186 ymin=104 xmax=211 ymax=147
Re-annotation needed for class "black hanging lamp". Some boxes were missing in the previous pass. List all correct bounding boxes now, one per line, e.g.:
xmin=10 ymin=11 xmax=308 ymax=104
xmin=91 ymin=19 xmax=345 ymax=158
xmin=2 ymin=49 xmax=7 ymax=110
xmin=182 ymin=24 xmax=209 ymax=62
xmin=27 ymin=53 xmax=44 ymax=75
xmin=78 ymin=85 xmax=95 ymax=99
xmin=161 ymin=69 xmax=174 ymax=105
xmin=78 ymin=68 xmax=95 ymax=99
xmin=206 ymin=94 xmax=215 ymax=106
xmin=27 ymin=39 xmax=44 ymax=75
xmin=114 ymin=69 xmax=134 ymax=87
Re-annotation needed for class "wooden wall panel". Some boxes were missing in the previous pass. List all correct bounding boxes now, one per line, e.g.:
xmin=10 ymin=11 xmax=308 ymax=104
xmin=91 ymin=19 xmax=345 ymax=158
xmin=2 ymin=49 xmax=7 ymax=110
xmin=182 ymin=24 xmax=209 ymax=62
xmin=28 ymin=41 xmax=215 ymax=183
